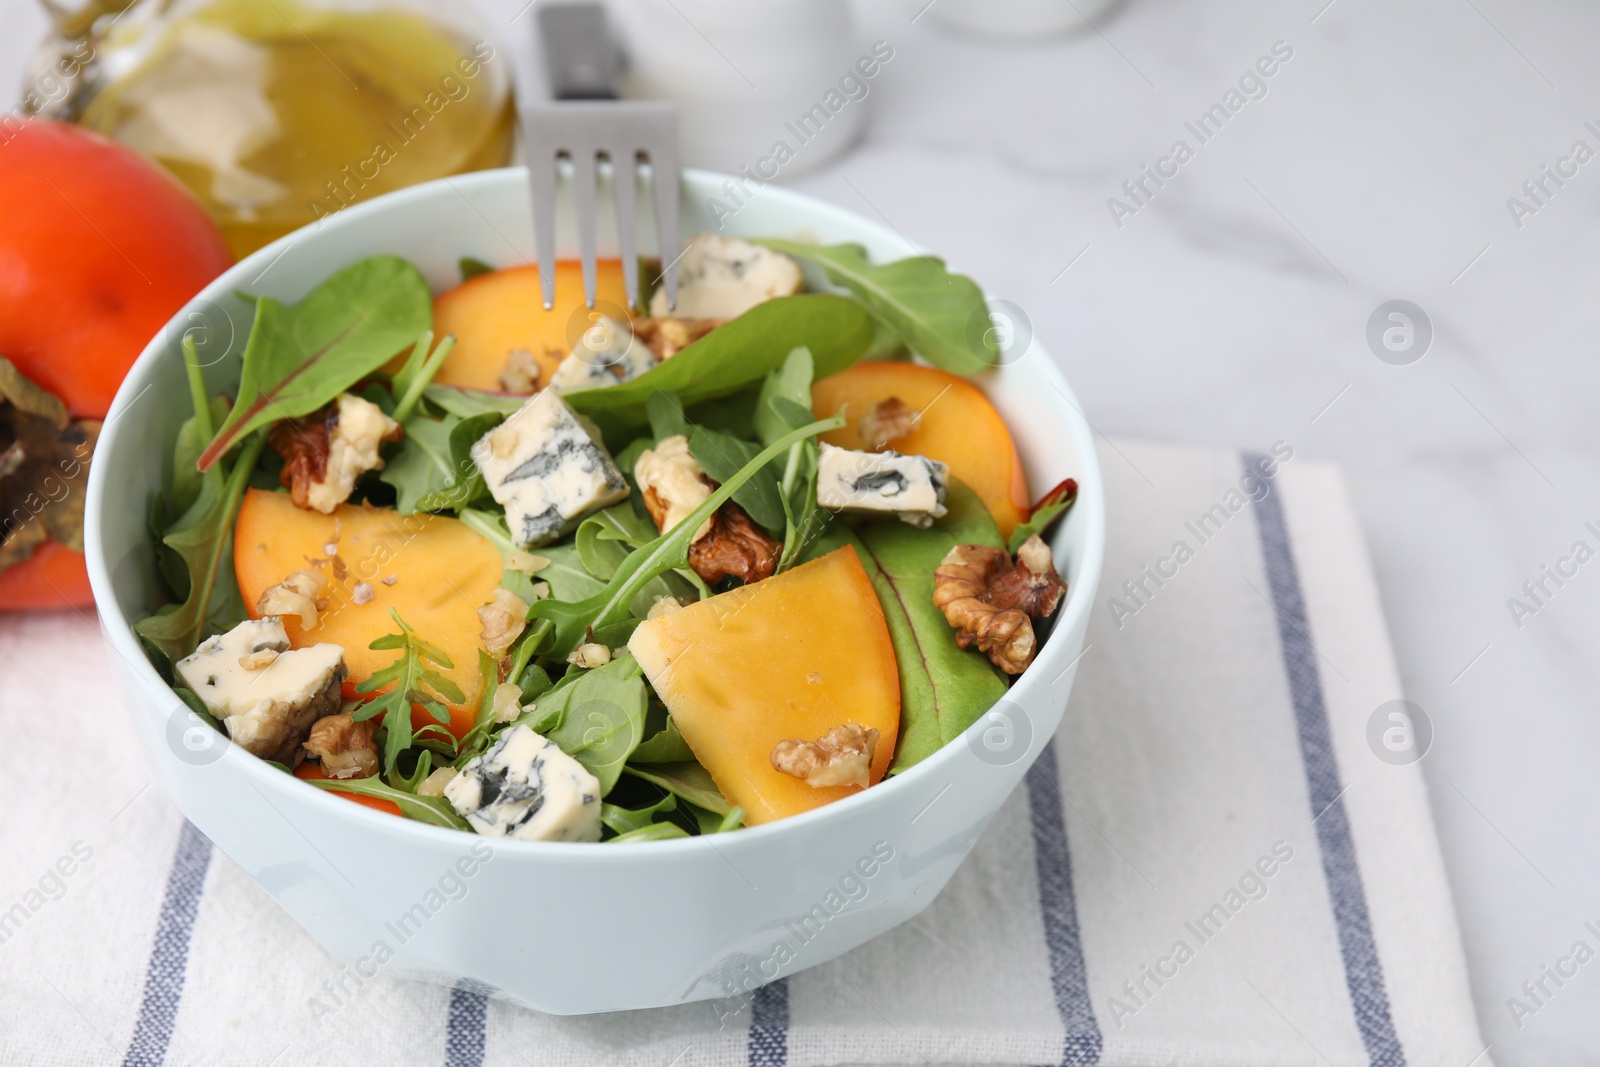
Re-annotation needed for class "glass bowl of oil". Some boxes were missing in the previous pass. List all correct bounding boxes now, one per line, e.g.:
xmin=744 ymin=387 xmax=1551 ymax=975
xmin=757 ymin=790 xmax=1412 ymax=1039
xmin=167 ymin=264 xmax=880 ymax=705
xmin=32 ymin=0 xmax=515 ymax=258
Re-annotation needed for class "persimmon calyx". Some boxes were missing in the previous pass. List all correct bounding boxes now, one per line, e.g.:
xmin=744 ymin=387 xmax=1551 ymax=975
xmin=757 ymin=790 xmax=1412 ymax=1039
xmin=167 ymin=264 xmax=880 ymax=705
xmin=0 ymin=355 xmax=99 ymax=574
xmin=932 ymin=534 xmax=1067 ymax=675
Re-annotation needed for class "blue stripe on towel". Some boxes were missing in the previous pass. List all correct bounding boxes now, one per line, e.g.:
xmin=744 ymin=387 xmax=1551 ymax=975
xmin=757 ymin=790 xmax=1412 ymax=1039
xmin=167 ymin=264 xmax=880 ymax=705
xmin=1247 ymin=453 xmax=1405 ymax=1067
xmin=121 ymin=820 xmax=213 ymax=1067
xmin=1026 ymin=740 xmax=1103 ymax=1066
xmin=747 ymin=977 xmax=789 ymax=1067
xmin=444 ymin=985 xmax=488 ymax=1067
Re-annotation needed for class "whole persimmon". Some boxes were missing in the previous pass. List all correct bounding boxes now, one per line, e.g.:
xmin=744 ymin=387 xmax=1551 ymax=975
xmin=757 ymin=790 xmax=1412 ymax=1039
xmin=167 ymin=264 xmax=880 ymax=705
xmin=0 ymin=119 xmax=232 ymax=611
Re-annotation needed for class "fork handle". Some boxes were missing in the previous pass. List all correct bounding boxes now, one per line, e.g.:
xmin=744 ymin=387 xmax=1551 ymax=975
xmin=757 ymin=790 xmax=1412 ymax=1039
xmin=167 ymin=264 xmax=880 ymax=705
xmin=539 ymin=4 xmax=621 ymax=100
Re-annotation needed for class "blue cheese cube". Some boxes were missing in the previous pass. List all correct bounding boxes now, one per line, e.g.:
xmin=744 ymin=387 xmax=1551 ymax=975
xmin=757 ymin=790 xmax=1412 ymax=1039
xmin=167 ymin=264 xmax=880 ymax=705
xmin=648 ymin=234 xmax=802 ymax=319
xmin=174 ymin=618 xmax=346 ymax=763
xmin=444 ymin=725 xmax=601 ymax=842
xmin=470 ymin=390 xmax=629 ymax=546
xmin=550 ymin=316 xmax=659 ymax=392
xmin=816 ymin=442 xmax=949 ymax=528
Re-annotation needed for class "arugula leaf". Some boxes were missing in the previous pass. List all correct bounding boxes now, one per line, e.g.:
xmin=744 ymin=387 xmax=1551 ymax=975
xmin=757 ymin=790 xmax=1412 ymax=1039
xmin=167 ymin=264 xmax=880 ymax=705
xmin=535 ymin=654 xmax=648 ymax=794
xmin=630 ymin=715 xmax=694 ymax=763
xmin=525 ymin=416 xmax=843 ymax=658
xmin=753 ymin=347 xmax=814 ymax=448
xmin=459 ymin=256 xmax=495 ymax=281
xmin=1007 ymin=478 xmax=1078 ymax=554
xmin=646 ymin=391 xmax=691 ymax=441
xmin=423 ymin=384 xmax=527 ymax=419
xmin=688 ymin=425 xmax=785 ymax=532
xmin=135 ymin=432 xmax=265 ymax=663
xmin=606 ymin=822 xmax=690 ymax=843
xmin=754 ymin=239 xmax=994 ymax=375
xmin=454 ymin=650 xmax=502 ymax=765
xmin=198 ymin=255 xmax=432 ymax=470
xmin=379 ymin=413 xmax=455 ymax=513
xmin=564 ymin=295 xmax=873 ymax=430
xmin=303 ymin=777 xmax=470 ymax=830
xmin=389 ymin=331 xmax=457 ymax=424
xmin=805 ymin=481 xmax=1009 ymax=773
xmin=411 ymin=412 xmax=498 ymax=513
xmin=601 ymin=793 xmax=678 ymax=835
xmin=353 ymin=609 xmax=467 ymax=773
xmin=623 ymin=761 xmax=730 ymax=815
xmin=168 ymin=395 xmax=231 ymax=521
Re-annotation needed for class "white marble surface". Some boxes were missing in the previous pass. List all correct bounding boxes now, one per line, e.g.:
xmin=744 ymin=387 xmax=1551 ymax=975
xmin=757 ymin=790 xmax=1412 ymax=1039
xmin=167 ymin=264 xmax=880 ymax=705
xmin=5 ymin=0 xmax=1598 ymax=1062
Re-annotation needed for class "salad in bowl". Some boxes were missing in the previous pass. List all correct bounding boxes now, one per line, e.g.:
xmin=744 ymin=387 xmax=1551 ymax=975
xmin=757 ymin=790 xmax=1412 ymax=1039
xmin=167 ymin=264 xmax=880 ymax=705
xmin=134 ymin=228 xmax=1076 ymax=844
xmin=87 ymin=169 xmax=1101 ymax=1011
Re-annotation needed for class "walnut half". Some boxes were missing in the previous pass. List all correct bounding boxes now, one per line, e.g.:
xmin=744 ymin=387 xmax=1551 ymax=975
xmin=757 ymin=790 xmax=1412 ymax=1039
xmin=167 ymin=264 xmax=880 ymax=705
xmin=257 ymin=568 xmax=328 ymax=630
xmin=771 ymin=724 xmax=880 ymax=789
xmin=302 ymin=712 xmax=379 ymax=779
xmin=932 ymin=534 xmax=1067 ymax=675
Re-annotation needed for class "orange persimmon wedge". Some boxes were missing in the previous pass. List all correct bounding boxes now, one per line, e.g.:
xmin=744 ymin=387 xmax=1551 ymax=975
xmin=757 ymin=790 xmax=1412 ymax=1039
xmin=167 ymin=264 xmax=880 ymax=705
xmin=811 ymin=361 xmax=1031 ymax=541
xmin=628 ymin=547 xmax=900 ymax=826
xmin=234 ymin=489 xmax=502 ymax=737
xmin=410 ymin=260 xmax=629 ymax=393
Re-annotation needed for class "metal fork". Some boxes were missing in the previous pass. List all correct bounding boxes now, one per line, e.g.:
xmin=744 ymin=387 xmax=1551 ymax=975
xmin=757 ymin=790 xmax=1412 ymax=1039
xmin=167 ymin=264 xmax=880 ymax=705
xmin=524 ymin=3 xmax=679 ymax=312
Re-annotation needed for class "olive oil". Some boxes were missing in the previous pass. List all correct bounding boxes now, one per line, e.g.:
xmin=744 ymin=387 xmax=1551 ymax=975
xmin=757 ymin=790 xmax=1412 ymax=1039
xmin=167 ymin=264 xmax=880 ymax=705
xmin=78 ymin=0 xmax=514 ymax=257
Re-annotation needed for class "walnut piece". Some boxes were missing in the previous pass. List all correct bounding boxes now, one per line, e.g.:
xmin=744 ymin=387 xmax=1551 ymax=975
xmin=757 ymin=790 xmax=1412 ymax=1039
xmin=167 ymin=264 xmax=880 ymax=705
xmin=858 ymin=396 xmax=920 ymax=451
xmin=498 ymin=348 xmax=541 ymax=393
xmin=646 ymin=596 xmax=683 ymax=620
xmin=632 ymin=317 xmax=725 ymax=360
xmin=635 ymin=435 xmax=714 ymax=542
xmin=567 ymin=642 xmax=612 ymax=669
xmin=417 ymin=767 xmax=458 ymax=797
xmin=268 ymin=394 xmax=402 ymax=513
xmin=478 ymin=588 xmax=529 ymax=658
xmin=689 ymin=503 xmax=781 ymax=586
xmin=302 ymin=712 xmax=378 ymax=779
xmin=636 ymin=434 xmax=781 ymax=585
xmin=491 ymin=681 xmax=524 ymax=724
xmin=771 ymin=724 xmax=880 ymax=789
xmin=932 ymin=534 xmax=1067 ymax=675
xmin=257 ymin=568 xmax=329 ymax=630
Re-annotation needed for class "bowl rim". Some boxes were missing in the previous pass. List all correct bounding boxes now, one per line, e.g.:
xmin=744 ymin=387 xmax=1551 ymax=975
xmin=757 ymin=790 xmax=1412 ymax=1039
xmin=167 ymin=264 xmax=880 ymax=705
xmin=84 ymin=166 xmax=1107 ymax=858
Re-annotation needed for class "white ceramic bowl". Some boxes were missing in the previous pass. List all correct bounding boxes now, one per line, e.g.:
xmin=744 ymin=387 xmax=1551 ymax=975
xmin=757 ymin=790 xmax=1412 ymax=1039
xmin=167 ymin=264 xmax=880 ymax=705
xmin=84 ymin=168 xmax=1105 ymax=1014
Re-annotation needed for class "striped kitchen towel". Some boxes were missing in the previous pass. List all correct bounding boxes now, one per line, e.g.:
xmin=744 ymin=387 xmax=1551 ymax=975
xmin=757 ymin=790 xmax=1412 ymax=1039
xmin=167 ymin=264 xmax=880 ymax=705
xmin=0 ymin=441 xmax=1488 ymax=1067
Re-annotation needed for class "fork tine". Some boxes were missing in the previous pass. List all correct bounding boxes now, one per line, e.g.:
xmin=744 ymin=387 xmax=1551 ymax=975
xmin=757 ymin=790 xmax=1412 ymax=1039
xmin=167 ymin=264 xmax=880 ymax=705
xmin=528 ymin=136 xmax=559 ymax=311
xmin=649 ymin=142 xmax=680 ymax=312
xmin=610 ymin=148 xmax=640 ymax=313
xmin=572 ymin=146 xmax=599 ymax=309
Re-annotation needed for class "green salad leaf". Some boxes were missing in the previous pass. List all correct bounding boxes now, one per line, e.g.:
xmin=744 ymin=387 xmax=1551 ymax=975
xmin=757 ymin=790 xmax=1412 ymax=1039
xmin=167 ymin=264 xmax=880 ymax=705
xmin=806 ymin=481 xmax=1009 ymax=773
xmin=607 ymin=822 xmax=690 ymax=843
xmin=1006 ymin=478 xmax=1078 ymax=554
xmin=198 ymin=255 xmax=432 ymax=470
xmin=525 ymin=415 xmax=843 ymax=658
xmin=378 ymin=412 xmax=455 ymax=513
xmin=630 ymin=715 xmax=694 ymax=763
xmin=136 ymin=342 xmax=267 ymax=663
xmin=304 ymin=776 xmax=470 ymax=830
xmin=423 ymin=384 xmax=527 ymax=419
xmin=528 ymin=654 xmax=648 ymax=794
xmin=624 ymin=761 xmax=731 ymax=815
xmin=563 ymin=295 xmax=873 ymax=430
xmin=754 ymin=240 xmax=995 ymax=375
xmin=601 ymin=793 xmax=677 ymax=835
xmin=353 ymin=609 xmax=467 ymax=773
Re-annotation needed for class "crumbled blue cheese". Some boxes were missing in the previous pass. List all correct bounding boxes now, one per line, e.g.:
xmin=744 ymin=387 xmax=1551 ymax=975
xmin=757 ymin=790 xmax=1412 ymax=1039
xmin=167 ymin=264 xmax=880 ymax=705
xmin=444 ymin=725 xmax=601 ymax=842
xmin=469 ymin=390 xmax=629 ymax=546
xmin=306 ymin=393 xmax=399 ymax=513
xmin=815 ymin=442 xmax=949 ymax=527
xmin=550 ymin=315 xmax=658 ymax=392
xmin=174 ymin=618 xmax=346 ymax=762
xmin=649 ymin=234 xmax=803 ymax=319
